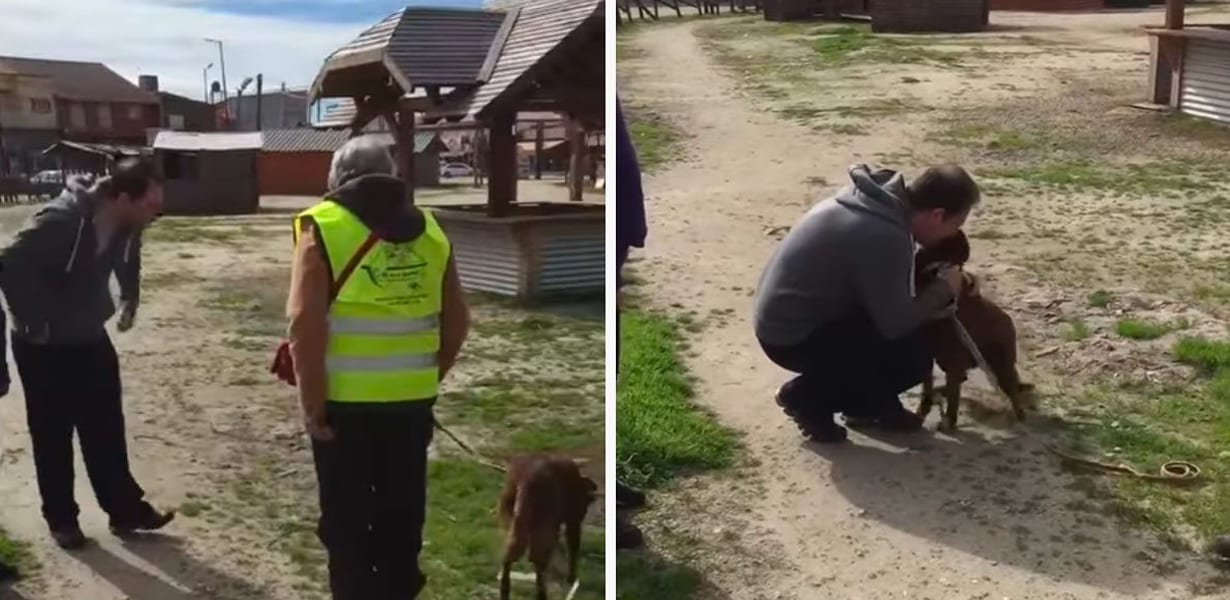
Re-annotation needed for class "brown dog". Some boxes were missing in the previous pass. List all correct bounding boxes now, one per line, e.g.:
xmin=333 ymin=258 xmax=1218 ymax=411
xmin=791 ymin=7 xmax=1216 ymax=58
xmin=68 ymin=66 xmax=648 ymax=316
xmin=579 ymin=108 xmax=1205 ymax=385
xmin=498 ymin=454 xmax=598 ymax=600
xmin=914 ymin=231 xmax=1031 ymax=430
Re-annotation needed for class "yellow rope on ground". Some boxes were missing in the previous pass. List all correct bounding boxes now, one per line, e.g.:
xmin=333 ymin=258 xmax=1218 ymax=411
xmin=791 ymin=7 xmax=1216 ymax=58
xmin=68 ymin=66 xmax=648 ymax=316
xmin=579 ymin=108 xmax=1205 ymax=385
xmin=1042 ymin=443 xmax=1201 ymax=484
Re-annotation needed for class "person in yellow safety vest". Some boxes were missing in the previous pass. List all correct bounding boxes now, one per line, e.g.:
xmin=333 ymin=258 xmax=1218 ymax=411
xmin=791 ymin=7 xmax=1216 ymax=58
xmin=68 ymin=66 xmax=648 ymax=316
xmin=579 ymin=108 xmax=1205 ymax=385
xmin=285 ymin=135 xmax=470 ymax=600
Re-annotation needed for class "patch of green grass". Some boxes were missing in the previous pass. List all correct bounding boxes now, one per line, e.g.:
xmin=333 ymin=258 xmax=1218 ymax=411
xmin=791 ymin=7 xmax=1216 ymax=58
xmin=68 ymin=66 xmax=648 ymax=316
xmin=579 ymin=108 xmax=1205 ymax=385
xmin=810 ymin=25 xmax=963 ymax=67
xmin=625 ymin=107 xmax=682 ymax=173
xmin=180 ymin=500 xmax=209 ymax=518
xmin=201 ymin=275 xmax=287 ymax=341
xmin=1064 ymin=318 xmax=1092 ymax=342
xmin=937 ymin=124 xmax=1046 ymax=151
xmin=1173 ymin=338 xmax=1230 ymax=374
xmin=1115 ymin=318 xmax=1189 ymax=341
xmin=146 ymin=218 xmax=263 ymax=246
xmin=0 ymin=527 xmax=35 ymax=576
xmin=1087 ymin=290 xmax=1114 ymax=309
xmin=616 ymin=552 xmax=704 ymax=600
xmin=979 ymin=160 xmax=1218 ymax=195
xmin=617 ymin=312 xmax=739 ymax=489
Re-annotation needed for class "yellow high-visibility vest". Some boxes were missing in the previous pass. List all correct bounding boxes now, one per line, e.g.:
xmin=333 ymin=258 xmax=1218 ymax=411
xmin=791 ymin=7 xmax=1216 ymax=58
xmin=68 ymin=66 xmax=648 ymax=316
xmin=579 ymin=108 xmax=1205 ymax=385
xmin=294 ymin=200 xmax=450 ymax=403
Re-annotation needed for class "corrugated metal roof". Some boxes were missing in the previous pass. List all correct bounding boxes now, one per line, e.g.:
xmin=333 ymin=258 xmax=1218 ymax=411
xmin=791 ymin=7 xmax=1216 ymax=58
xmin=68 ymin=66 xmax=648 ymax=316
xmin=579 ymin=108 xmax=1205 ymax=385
xmin=0 ymin=56 xmax=158 ymax=104
xmin=262 ymin=129 xmax=350 ymax=152
xmin=322 ymin=8 xmax=512 ymax=88
xmin=258 ymin=129 xmax=445 ymax=154
xmin=41 ymin=140 xmax=146 ymax=157
xmin=153 ymin=131 xmax=263 ymax=151
xmin=440 ymin=0 xmax=602 ymax=120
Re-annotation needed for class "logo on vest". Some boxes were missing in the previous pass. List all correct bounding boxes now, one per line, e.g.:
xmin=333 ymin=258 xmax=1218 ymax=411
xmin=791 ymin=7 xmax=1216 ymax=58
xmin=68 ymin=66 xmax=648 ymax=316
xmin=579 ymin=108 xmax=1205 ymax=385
xmin=358 ymin=243 xmax=430 ymax=303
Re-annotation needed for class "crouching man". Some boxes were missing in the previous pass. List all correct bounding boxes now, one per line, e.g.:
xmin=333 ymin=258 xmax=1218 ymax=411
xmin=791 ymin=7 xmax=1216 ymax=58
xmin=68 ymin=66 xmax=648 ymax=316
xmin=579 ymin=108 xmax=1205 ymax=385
xmin=752 ymin=164 xmax=978 ymax=442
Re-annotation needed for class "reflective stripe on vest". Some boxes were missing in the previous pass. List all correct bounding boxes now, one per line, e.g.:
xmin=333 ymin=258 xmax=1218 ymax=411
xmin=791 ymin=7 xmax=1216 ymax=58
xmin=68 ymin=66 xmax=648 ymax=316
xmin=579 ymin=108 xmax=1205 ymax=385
xmin=295 ymin=200 xmax=451 ymax=403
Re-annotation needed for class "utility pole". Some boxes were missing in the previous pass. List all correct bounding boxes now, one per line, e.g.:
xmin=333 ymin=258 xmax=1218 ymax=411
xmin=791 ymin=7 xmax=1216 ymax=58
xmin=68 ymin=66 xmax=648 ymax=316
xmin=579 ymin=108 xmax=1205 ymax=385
xmin=255 ymin=74 xmax=263 ymax=131
xmin=202 ymin=62 xmax=213 ymax=103
xmin=204 ymin=38 xmax=229 ymax=127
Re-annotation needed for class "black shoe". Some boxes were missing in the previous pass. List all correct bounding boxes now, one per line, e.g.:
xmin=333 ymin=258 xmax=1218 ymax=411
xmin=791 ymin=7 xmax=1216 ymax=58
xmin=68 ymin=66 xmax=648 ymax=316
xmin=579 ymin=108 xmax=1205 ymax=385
xmin=1211 ymin=535 xmax=1230 ymax=560
xmin=616 ymin=482 xmax=646 ymax=510
xmin=777 ymin=388 xmax=847 ymax=443
xmin=616 ymin=517 xmax=644 ymax=550
xmin=51 ymin=526 xmax=86 ymax=550
xmin=0 ymin=560 xmax=18 ymax=582
xmin=110 ymin=509 xmax=176 ymax=536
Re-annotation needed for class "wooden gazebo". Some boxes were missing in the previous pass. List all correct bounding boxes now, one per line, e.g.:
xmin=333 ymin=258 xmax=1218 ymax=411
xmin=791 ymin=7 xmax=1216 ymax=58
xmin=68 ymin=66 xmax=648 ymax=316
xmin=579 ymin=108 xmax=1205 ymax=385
xmin=1146 ymin=0 xmax=1230 ymax=124
xmin=309 ymin=0 xmax=604 ymax=298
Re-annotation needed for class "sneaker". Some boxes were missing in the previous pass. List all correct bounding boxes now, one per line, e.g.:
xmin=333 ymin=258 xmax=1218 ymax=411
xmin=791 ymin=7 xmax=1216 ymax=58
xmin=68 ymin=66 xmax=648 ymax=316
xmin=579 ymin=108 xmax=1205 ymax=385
xmin=616 ymin=517 xmax=644 ymax=550
xmin=777 ymin=389 xmax=847 ymax=443
xmin=110 ymin=508 xmax=176 ymax=536
xmin=51 ymin=526 xmax=87 ymax=550
xmin=1211 ymin=535 xmax=1230 ymax=560
xmin=616 ymin=482 xmax=646 ymax=510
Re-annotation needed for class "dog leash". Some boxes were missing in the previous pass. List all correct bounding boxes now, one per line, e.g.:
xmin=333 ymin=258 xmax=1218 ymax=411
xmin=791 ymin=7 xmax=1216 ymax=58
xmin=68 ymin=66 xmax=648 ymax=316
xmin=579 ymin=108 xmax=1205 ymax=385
xmin=949 ymin=317 xmax=1200 ymax=484
xmin=433 ymin=418 xmax=507 ymax=473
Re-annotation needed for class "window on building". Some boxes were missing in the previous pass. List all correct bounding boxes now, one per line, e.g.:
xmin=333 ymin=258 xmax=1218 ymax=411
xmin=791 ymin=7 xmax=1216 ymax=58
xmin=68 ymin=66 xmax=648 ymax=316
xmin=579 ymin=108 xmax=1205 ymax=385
xmin=163 ymin=152 xmax=199 ymax=180
xmin=69 ymin=103 xmax=86 ymax=129
xmin=168 ymin=114 xmax=185 ymax=130
xmin=128 ymin=104 xmax=142 ymax=120
xmin=29 ymin=98 xmax=52 ymax=114
xmin=97 ymin=104 xmax=112 ymax=129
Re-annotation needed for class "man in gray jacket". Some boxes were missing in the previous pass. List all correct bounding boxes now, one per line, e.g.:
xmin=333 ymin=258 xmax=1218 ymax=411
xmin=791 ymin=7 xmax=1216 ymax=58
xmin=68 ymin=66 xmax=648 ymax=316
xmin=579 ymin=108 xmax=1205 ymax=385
xmin=0 ymin=157 xmax=174 ymax=549
xmin=754 ymin=164 xmax=977 ymax=442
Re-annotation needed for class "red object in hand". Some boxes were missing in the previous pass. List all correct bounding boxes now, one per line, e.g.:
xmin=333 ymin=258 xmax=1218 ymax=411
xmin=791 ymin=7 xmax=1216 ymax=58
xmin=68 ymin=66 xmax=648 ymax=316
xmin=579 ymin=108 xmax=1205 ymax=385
xmin=271 ymin=341 xmax=297 ymax=386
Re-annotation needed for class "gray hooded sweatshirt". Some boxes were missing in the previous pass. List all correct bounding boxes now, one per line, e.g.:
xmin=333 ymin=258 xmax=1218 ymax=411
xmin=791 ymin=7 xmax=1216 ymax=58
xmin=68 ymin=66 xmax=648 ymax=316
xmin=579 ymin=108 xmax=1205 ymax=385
xmin=753 ymin=164 xmax=954 ymax=346
xmin=0 ymin=175 xmax=142 ymax=345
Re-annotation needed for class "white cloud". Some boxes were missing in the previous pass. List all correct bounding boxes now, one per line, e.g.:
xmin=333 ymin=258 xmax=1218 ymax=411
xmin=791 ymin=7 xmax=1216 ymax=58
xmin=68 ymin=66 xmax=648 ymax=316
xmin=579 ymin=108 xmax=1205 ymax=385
xmin=0 ymin=0 xmax=368 ymax=99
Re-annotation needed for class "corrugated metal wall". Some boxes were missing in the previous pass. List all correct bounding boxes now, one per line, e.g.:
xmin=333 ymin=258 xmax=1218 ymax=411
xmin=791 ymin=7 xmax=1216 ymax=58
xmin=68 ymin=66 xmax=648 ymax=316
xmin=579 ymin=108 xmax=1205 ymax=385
xmin=436 ymin=211 xmax=604 ymax=298
xmin=534 ymin=225 xmax=604 ymax=294
xmin=441 ymin=219 xmax=525 ymax=296
xmin=1180 ymin=40 xmax=1230 ymax=126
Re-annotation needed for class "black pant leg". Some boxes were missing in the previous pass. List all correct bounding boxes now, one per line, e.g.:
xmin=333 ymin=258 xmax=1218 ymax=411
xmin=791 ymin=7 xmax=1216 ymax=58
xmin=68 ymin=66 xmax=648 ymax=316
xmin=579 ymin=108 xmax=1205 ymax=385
xmin=74 ymin=337 xmax=151 ymax=524
xmin=761 ymin=312 xmax=934 ymax=418
xmin=13 ymin=339 xmax=79 ymax=530
xmin=313 ymin=408 xmax=378 ymax=600
xmin=371 ymin=406 xmax=433 ymax=599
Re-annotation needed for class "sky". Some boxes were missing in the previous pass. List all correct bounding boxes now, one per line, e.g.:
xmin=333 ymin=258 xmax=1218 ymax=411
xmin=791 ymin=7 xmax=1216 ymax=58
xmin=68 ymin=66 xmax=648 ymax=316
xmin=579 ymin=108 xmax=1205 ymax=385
xmin=0 ymin=0 xmax=484 ymax=101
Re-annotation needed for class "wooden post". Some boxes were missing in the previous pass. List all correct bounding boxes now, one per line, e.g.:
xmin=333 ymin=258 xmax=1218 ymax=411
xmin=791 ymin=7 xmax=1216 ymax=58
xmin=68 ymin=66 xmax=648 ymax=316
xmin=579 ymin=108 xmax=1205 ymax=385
xmin=534 ymin=122 xmax=545 ymax=180
xmin=487 ymin=111 xmax=517 ymax=218
xmin=1165 ymin=0 xmax=1183 ymax=30
xmin=566 ymin=118 xmax=585 ymax=202
xmin=386 ymin=107 xmax=416 ymax=205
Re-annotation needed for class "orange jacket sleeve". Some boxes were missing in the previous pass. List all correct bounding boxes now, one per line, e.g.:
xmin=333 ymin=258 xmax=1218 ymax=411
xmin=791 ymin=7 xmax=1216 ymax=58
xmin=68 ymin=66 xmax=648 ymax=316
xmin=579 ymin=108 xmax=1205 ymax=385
xmin=286 ymin=219 xmax=330 ymax=413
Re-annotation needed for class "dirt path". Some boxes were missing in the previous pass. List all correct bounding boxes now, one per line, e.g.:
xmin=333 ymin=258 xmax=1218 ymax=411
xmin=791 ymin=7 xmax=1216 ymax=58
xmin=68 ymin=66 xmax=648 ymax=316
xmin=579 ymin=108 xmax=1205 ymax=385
xmin=621 ymin=16 xmax=1225 ymax=600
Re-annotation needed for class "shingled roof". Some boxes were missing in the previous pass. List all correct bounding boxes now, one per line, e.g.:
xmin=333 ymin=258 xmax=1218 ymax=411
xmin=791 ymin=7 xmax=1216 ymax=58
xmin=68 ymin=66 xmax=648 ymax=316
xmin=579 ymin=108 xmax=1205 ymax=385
xmin=313 ymin=7 xmax=515 ymax=95
xmin=445 ymin=0 xmax=602 ymax=120
xmin=309 ymin=0 xmax=602 ymax=124
xmin=0 ymin=56 xmax=157 ymax=104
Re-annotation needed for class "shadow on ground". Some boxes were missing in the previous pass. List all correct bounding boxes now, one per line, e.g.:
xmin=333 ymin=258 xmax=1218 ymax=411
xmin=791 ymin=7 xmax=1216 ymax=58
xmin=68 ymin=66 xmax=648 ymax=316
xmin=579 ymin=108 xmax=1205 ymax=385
xmin=71 ymin=533 xmax=270 ymax=600
xmin=809 ymin=418 xmax=1206 ymax=597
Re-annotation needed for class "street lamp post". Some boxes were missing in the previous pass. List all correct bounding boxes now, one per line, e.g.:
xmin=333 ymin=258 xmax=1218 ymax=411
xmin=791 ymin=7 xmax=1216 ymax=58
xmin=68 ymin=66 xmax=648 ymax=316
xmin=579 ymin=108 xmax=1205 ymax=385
xmin=202 ymin=62 xmax=214 ymax=103
xmin=204 ymin=38 xmax=229 ymax=125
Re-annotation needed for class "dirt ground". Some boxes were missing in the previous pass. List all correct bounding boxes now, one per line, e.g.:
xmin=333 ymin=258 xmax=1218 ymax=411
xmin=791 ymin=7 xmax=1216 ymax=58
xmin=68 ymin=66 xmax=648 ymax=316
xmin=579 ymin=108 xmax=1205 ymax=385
xmin=0 ymin=179 xmax=605 ymax=599
xmin=620 ymin=7 xmax=1230 ymax=600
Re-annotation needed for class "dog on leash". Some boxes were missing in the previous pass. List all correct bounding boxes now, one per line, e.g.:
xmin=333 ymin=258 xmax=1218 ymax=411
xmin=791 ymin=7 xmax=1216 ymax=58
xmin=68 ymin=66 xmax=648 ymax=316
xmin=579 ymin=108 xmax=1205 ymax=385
xmin=914 ymin=231 xmax=1032 ymax=431
xmin=498 ymin=454 xmax=598 ymax=600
